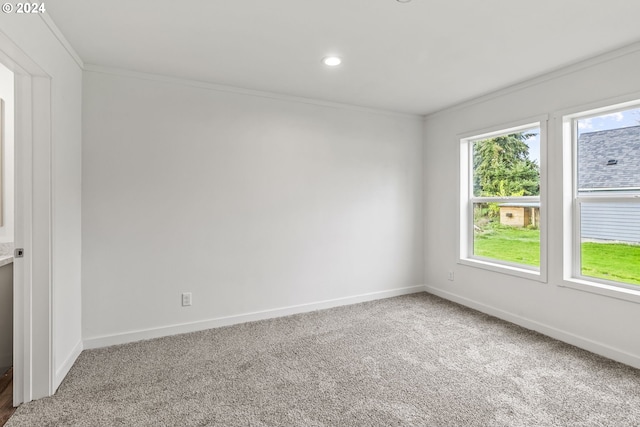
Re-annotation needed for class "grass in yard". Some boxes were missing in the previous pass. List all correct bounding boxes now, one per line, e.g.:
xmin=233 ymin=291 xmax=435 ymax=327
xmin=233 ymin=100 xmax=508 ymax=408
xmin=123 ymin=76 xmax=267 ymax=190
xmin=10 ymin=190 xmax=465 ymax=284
xmin=474 ymin=224 xmax=540 ymax=267
xmin=581 ymin=242 xmax=640 ymax=285
xmin=474 ymin=223 xmax=640 ymax=286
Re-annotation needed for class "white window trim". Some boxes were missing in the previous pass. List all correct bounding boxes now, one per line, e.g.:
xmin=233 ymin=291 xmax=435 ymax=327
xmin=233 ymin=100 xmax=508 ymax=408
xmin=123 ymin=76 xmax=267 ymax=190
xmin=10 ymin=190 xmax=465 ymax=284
xmin=458 ymin=117 xmax=548 ymax=282
xmin=560 ymin=99 xmax=640 ymax=304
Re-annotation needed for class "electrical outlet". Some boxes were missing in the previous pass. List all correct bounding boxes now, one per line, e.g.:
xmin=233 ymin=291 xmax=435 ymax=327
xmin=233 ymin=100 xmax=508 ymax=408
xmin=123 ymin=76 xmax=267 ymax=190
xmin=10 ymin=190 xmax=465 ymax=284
xmin=447 ymin=271 xmax=454 ymax=281
xmin=181 ymin=292 xmax=192 ymax=307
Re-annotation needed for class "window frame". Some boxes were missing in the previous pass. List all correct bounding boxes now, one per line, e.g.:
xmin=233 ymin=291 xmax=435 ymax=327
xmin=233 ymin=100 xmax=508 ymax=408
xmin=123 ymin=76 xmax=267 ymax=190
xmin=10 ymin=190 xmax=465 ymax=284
xmin=561 ymin=101 xmax=640 ymax=300
xmin=458 ymin=117 xmax=548 ymax=282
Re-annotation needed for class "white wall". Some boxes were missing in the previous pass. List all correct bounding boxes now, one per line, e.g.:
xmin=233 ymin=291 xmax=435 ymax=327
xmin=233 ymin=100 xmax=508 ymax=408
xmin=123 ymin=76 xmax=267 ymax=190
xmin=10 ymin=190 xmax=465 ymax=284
xmin=424 ymin=45 xmax=640 ymax=368
xmin=0 ymin=62 xmax=14 ymax=242
xmin=82 ymin=70 xmax=424 ymax=345
xmin=0 ymin=15 xmax=83 ymax=390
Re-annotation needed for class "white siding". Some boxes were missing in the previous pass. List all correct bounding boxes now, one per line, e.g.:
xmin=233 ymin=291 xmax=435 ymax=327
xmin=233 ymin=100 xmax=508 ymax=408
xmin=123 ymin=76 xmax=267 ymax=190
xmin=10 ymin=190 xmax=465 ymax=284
xmin=581 ymin=203 xmax=640 ymax=243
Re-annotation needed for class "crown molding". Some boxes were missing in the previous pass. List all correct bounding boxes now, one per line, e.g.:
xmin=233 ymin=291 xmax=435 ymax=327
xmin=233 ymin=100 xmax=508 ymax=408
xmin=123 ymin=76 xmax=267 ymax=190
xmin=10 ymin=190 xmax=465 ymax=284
xmin=39 ymin=13 xmax=84 ymax=69
xmin=83 ymin=63 xmax=421 ymax=120
xmin=425 ymin=39 xmax=640 ymax=121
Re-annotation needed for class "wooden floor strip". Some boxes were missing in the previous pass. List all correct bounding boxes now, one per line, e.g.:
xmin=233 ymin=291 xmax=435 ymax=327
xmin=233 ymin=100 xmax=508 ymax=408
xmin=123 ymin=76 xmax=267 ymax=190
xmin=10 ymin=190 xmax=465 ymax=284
xmin=0 ymin=369 xmax=11 ymax=395
xmin=0 ymin=368 xmax=15 ymax=427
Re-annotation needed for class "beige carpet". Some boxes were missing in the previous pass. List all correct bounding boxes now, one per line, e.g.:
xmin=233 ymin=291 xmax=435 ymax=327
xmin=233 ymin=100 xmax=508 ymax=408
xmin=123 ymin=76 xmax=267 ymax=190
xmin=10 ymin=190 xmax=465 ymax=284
xmin=6 ymin=292 xmax=640 ymax=426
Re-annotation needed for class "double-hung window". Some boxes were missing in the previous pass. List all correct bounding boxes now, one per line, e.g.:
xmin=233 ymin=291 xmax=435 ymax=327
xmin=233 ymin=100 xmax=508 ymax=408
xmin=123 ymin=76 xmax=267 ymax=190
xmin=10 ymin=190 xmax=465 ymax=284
xmin=565 ymin=103 xmax=640 ymax=291
xmin=460 ymin=120 xmax=545 ymax=279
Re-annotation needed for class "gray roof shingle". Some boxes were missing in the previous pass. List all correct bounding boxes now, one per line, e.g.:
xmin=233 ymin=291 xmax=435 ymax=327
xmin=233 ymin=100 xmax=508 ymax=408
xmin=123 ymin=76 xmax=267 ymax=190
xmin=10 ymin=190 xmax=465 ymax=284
xmin=578 ymin=125 xmax=640 ymax=190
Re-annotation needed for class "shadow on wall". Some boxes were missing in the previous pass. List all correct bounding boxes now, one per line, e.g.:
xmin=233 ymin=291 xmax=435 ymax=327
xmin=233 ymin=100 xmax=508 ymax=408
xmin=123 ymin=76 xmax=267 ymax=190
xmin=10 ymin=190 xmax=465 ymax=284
xmin=0 ymin=262 xmax=12 ymax=373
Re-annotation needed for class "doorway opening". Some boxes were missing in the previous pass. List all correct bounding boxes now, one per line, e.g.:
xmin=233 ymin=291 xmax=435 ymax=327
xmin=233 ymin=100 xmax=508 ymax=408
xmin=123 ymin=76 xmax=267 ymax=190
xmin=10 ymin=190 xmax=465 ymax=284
xmin=0 ymin=29 xmax=54 ymax=409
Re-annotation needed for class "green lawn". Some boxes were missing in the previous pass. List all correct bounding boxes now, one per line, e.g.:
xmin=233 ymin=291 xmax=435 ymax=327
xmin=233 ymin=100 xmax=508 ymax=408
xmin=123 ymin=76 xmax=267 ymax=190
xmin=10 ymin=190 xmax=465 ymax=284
xmin=474 ymin=225 xmax=540 ymax=267
xmin=581 ymin=242 xmax=640 ymax=285
xmin=474 ymin=224 xmax=640 ymax=286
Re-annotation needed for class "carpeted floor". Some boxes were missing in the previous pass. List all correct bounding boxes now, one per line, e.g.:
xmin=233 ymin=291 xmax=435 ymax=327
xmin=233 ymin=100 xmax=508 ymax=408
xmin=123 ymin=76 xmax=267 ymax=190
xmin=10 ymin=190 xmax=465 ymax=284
xmin=6 ymin=292 xmax=640 ymax=426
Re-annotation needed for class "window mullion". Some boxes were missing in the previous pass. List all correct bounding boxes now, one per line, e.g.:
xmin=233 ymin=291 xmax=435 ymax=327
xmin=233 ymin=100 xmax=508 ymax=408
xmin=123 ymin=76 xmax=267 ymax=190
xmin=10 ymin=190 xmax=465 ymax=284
xmin=471 ymin=196 xmax=541 ymax=204
xmin=577 ymin=195 xmax=640 ymax=204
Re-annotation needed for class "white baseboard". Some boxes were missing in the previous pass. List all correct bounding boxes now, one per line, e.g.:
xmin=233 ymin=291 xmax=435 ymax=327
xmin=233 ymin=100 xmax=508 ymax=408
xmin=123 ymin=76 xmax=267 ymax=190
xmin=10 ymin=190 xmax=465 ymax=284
xmin=425 ymin=285 xmax=640 ymax=370
xmin=54 ymin=339 xmax=83 ymax=390
xmin=84 ymin=285 xmax=427 ymax=350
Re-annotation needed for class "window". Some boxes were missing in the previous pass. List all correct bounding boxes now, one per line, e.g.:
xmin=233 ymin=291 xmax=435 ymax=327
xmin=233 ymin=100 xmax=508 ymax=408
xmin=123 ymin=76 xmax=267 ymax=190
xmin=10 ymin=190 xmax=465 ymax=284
xmin=460 ymin=120 xmax=545 ymax=279
xmin=566 ymin=103 xmax=640 ymax=290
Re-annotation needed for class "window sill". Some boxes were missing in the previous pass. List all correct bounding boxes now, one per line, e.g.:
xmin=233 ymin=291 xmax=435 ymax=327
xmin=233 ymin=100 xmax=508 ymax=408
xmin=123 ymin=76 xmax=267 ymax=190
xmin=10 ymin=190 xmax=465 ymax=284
xmin=458 ymin=257 xmax=546 ymax=283
xmin=560 ymin=278 xmax=640 ymax=304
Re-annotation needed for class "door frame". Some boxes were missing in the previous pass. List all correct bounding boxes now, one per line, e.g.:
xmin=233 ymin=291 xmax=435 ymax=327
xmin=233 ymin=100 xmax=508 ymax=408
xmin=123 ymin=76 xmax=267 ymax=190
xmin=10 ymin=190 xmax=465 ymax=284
xmin=0 ymin=31 xmax=53 ymax=405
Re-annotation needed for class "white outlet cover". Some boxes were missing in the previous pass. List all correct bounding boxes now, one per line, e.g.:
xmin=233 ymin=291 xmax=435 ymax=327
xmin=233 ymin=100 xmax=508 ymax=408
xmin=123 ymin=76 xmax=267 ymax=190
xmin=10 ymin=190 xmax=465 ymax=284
xmin=182 ymin=292 xmax=192 ymax=306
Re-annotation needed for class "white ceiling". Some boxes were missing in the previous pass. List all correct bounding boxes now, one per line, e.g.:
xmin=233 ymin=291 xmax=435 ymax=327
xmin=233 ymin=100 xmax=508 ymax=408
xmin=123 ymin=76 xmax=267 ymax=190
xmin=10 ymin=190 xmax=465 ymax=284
xmin=48 ymin=0 xmax=640 ymax=115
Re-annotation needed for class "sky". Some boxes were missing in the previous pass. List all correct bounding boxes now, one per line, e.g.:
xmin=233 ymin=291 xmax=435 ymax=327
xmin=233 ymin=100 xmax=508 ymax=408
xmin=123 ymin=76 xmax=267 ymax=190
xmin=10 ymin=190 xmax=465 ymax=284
xmin=524 ymin=128 xmax=540 ymax=164
xmin=577 ymin=107 xmax=640 ymax=136
xmin=524 ymin=107 xmax=640 ymax=164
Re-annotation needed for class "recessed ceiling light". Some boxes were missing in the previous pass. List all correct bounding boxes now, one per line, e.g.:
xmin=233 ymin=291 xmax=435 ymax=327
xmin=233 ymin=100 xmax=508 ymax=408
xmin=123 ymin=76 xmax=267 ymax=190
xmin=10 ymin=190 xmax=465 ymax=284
xmin=322 ymin=56 xmax=342 ymax=67
xmin=397 ymin=0 xmax=412 ymax=2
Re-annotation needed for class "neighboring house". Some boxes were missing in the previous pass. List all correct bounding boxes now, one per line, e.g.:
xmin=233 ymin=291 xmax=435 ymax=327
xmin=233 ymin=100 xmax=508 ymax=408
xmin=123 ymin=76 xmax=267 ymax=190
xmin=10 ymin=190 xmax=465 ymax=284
xmin=578 ymin=125 xmax=640 ymax=191
xmin=578 ymin=125 xmax=640 ymax=243
xmin=498 ymin=125 xmax=640 ymax=242
xmin=581 ymin=202 xmax=640 ymax=242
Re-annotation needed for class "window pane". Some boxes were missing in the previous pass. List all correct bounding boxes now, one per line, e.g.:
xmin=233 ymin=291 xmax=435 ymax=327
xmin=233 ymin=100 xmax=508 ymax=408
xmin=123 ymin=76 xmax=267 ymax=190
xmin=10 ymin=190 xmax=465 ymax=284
xmin=580 ymin=202 xmax=640 ymax=286
xmin=577 ymin=107 xmax=640 ymax=193
xmin=473 ymin=202 xmax=540 ymax=268
xmin=472 ymin=128 xmax=540 ymax=197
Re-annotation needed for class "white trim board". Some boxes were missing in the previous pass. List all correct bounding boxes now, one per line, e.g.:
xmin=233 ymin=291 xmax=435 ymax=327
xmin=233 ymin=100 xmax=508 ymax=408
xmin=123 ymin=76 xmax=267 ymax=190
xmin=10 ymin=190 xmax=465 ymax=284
xmin=424 ymin=285 xmax=640 ymax=370
xmin=84 ymin=285 xmax=427 ymax=349
xmin=0 ymin=31 xmax=54 ymax=404
xmin=54 ymin=339 xmax=82 ymax=391
xmin=38 ymin=14 xmax=84 ymax=69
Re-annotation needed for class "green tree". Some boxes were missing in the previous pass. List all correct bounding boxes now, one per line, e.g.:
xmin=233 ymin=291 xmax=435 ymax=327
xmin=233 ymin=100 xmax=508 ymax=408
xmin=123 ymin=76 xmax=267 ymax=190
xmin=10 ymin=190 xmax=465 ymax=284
xmin=473 ymin=132 xmax=539 ymax=197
